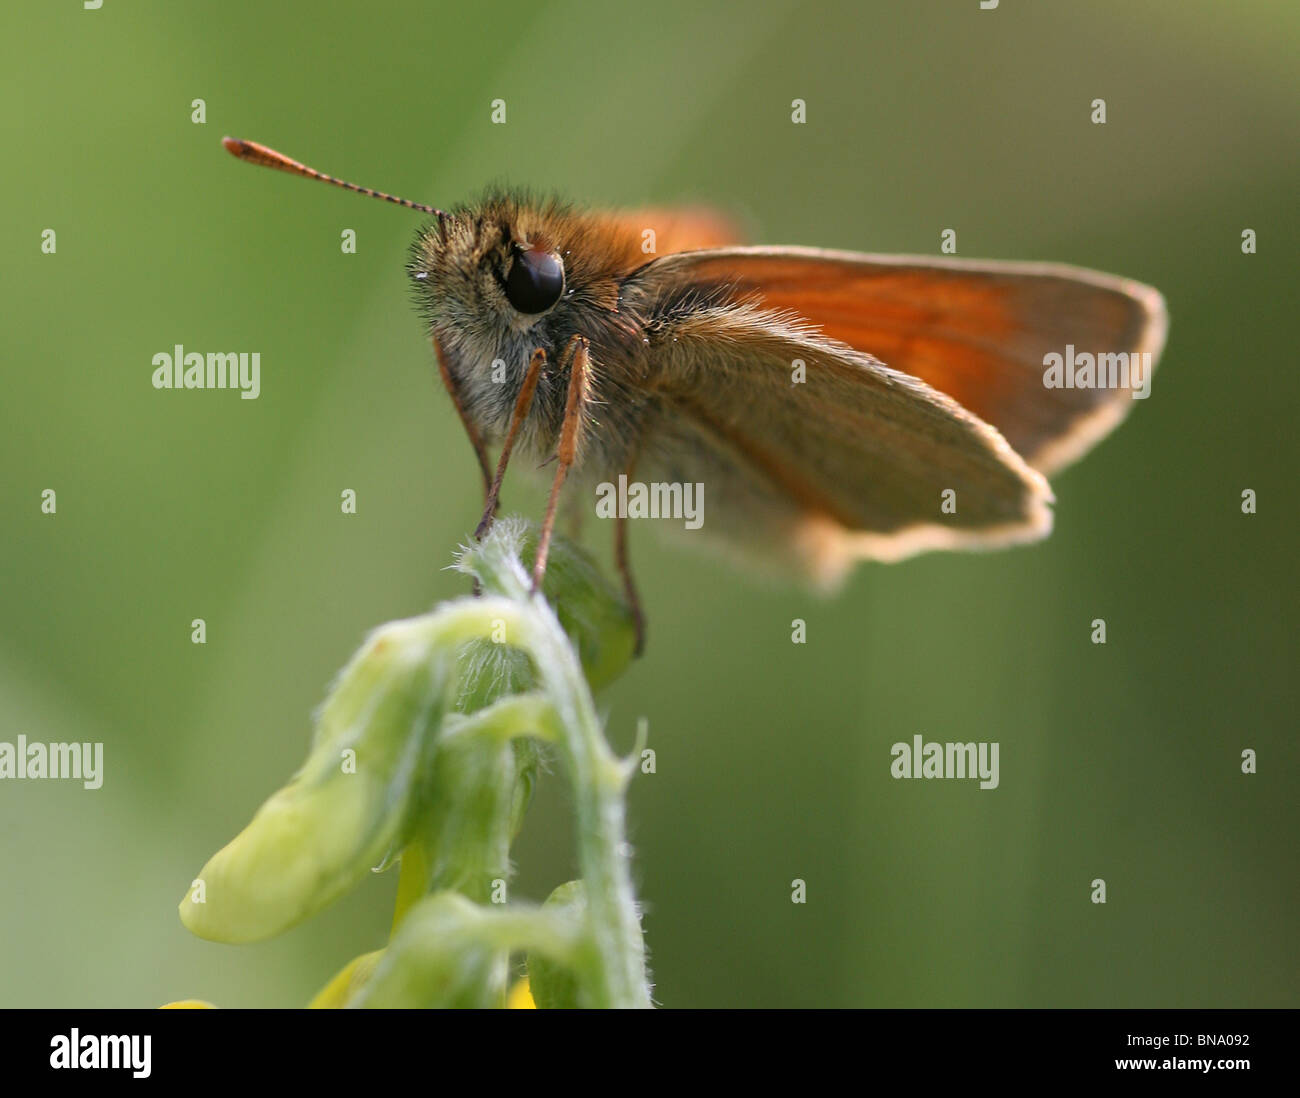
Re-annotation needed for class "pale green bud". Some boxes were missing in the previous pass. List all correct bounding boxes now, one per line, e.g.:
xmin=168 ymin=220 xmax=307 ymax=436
xmin=179 ymin=620 xmax=451 ymax=943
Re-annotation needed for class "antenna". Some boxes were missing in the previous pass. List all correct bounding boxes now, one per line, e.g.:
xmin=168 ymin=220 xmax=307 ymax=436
xmin=222 ymin=137 xmax=446 ymax=220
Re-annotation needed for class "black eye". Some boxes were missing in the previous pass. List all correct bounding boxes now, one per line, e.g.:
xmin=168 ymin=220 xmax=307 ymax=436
xmin=504 ymin=245 xmax=565 ymax=314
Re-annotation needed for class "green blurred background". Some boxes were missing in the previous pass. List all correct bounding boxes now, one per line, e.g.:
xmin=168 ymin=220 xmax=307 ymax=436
xmin=2 ymin=0 xmax=1296 ymax=1008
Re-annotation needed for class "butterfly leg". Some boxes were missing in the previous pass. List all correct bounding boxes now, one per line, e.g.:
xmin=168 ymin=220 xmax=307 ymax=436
xmin=614 ymin=505 xmax=646 ymax=656
xmin=562 ymin=478 xmax=586 ymax=541
xmin=432 ymin=336 xmax=494 ymax=502
xmin=474 ymin=348 xmax=547 ymax=540
xmin=532 ymin=335 xmax=591 ymax=591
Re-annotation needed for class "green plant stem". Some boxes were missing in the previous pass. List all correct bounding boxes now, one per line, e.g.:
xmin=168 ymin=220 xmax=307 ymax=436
xmin=539 ymin=625 xmax=648 ymax=1008
xmin=380 ymin=583 xmax=646 ymax=1006
xmin=466 ymin=545 xmax=650 ymax=1008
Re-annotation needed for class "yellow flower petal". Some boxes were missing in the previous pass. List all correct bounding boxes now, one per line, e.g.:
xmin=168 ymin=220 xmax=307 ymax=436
xmin=308 ymin=950 xmax=386 ymax=1009
xmin=506 ymin=977 xmax=536 ymax=1009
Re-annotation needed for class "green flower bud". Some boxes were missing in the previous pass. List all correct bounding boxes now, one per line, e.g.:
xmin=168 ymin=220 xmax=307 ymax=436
xmin=527 ymin=880 xmax=590 ymax=1009
xmin=349 ymin=893 xmax=504 ymax=1009
xmin=459 ymin=520 xmax=636 ymax=691
xmin=354 ymin=891 xmax=584 ymax=1009
xmin=179 ymin=619 xmax=451 ymax=943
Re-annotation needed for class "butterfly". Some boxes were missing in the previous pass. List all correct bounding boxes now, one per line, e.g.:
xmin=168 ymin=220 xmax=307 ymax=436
xmin=224 ymin=137 xmax=1167 ymax=652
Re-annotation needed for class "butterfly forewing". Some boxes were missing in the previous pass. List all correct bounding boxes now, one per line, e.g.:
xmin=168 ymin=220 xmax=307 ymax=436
xmin=637 ymin=247 xmax=1167 ymax=476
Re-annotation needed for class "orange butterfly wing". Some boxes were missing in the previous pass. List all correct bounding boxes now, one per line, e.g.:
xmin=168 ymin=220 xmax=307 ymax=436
xmin=641 ymin=247 xmax=1167 ymax=475
xmin=605 ymin=207 xmax=745 ymax=257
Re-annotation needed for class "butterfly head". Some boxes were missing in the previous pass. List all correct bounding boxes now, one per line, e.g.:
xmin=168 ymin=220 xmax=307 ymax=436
xmin=408 ymin=194 xmax=572 ymax=346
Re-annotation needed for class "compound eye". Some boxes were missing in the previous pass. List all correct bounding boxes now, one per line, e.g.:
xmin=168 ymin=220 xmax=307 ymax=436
xmin=504 ymin=244 xmax=565 ymax=314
